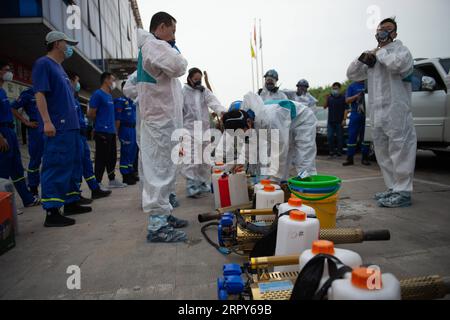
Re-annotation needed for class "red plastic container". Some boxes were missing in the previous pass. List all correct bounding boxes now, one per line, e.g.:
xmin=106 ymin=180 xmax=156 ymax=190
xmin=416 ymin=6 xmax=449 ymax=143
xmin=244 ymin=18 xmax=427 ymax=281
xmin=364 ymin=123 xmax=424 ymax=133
xmin=0 ymin=192 xmax=15 ymax=255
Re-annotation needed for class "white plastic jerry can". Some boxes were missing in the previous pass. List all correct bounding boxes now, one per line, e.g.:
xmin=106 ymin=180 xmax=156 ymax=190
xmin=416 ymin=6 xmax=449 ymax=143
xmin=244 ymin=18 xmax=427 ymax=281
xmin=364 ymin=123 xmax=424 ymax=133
xmin=253 ymin=179 xmax=281 ymax=194
xmin=212 ymin=170 xmax=223 ymax=209
xmin=255 ymin=185 xmax=285 ymax=209
xmin=328 ymin=267 xmax=401 ymax=300
xmin=228 ymin=171 xmax=250 ymax=206
xmin=274 ymin=210 xmax=320 ymax=272
xmin=278 ymin=197 xmax=316 ymax=218
xmin=299 ymin=240 xmax=363 ymax=288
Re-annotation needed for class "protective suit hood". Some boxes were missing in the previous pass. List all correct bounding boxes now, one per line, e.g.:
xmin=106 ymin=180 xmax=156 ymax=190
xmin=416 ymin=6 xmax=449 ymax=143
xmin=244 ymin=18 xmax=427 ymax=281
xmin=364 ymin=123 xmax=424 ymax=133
xmin=137 ymin=29 xmax=152 ymax=49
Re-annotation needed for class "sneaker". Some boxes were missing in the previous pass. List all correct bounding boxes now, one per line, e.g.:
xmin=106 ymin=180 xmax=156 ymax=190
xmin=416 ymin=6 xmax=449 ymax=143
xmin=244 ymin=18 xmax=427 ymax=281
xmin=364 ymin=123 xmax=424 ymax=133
xmin=361 ymin=157 xmax=371 ymax=166
xmin=30 ymin=186 xmax=39 ymax=197
xmin=133 ymin=172 xmax=140 ymax=182
xmin=123 ymin=174 xmax=137 ymax=186
xmin=78 ymin=195 xmax=93 ymax=205
xmin=98 ymin=183 xmax=110 ymax=192
xmin=169 ymin=193 xmax=180 ymax=208
xmin=25 ymin=196 xmax=40 ymax=208
xmin=374 ymin=189 xmax=393 ymax=201
xmin=342 ymin=157 xmax=354 ymax=167
xmin=147 ymin=226 xmax=187 ymax=243
xmin=92 ymin=188 xmax=112 ymax=200
xmin=108 ymin=179 xmax=128 ymax=189
xmin=199 ymin=183 xmax=211 ymax=194
xmin=378 ymin=192 xmax=412 ymax=208
xmin=64 ymin=203 xmax=92 ymax=216
xmin=167 ymin=215 xmax=189 ymax=229
xmin=187 ymin=185 xmax=201 ymax=198
xmin=44 ymin=208 xmax=76 ymax=228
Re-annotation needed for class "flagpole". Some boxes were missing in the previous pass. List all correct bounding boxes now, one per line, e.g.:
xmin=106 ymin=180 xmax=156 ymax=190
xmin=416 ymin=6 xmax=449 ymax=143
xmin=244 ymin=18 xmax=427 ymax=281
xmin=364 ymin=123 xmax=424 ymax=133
xmin=250 ymin=33 xmax=255 ymax=92
xmin=254 ymin=19 xmax=260 ymax=90
xmin=259 ymin=18 xmax=264 ymax=80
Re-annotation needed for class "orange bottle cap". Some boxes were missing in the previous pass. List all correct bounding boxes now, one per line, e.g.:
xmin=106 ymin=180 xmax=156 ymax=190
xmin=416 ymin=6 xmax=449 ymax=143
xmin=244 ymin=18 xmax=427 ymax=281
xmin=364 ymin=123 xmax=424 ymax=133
xmin=312 ymin=240 xmax=335 ymax=255
xmin=260 ymin=179 xmax=272 ymax=185
xmin=289 ymin=210 xmax=306 ymax=221
xmin=215 ymin=162 xmax=224 ymax=166
xmin=351 ymin=267 xmax=383 ymax=290
xmin=288 ymin=197 xmax=303 ymax=207
xmin=213 ymin=169 xmax=222 ymax=174
xmin=264 ymin=185 xmax=276 ymax=192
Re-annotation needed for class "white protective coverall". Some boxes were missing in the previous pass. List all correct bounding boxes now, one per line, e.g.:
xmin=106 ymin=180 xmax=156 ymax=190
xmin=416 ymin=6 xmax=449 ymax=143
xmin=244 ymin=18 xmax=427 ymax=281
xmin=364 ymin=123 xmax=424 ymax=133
xmin=293 ymin=92 xmax=318 ymax=107
xmin=347 ymin=40 xmax=416 ymax=193
xmin=259 ymin=87 xmax=288 ymax=102
xmin=181 ymin=85 xmax=225 ymax=193
xmin=137 ymin=31 xmax=188 ymax=214
xmin=239 ymin=92 xmax=317 ymax=182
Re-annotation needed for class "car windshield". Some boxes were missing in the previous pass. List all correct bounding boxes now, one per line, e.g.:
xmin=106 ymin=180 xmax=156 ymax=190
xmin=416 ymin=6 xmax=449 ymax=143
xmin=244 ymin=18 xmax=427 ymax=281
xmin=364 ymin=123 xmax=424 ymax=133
xmin=313 ymin=107 xmax=328 ymax=121
xmin=440 ymin=58 xmax=450 ymax=74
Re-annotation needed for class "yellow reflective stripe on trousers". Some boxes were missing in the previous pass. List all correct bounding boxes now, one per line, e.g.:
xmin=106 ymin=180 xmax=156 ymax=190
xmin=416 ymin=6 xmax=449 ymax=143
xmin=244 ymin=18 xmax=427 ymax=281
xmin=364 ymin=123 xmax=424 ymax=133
xmin=12 ymin=176 xmax=26 ymax=183
xmin=66 ymin=192 xmax=81 ymax=196
xmin=85 ymin=175 xmax=96 ymax=182
xmin=27 ymin=168 xmax=40 ymax=173
xmin=41 ymin=198 xmax=65 ymax=203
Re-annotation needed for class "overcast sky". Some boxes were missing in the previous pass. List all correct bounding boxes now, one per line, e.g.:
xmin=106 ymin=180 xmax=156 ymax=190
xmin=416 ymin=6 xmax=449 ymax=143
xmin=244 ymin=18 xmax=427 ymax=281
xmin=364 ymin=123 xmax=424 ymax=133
xmin=137 ymin=0 xmax=450 ymax=107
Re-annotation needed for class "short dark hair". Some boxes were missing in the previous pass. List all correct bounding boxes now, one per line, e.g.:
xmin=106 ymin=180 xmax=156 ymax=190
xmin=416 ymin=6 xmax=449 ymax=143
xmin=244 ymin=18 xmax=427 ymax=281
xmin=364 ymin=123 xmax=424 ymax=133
xmin=67 ymin=71 xmax=79 ymax=81
xmin=332 ymin=82 xmax=341 ymax=88
xmin=223 ymin=110 xmax=249 ymax=130
xmin=150 ymin=12 xmax=176 ymax=32
xmin=100 ymin=72 xmax=113 ymax=84
xmin=47 ymin=41 xmax=57 ymax=52
xmin=0 ymin=60 xmax=9 ymax=70
xmin=379 ymin=17 xmax=397 ymax=31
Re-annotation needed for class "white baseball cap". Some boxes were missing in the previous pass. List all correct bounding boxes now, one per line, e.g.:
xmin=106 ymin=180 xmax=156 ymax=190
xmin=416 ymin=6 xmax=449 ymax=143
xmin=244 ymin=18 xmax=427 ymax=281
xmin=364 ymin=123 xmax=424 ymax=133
xmin=45 ymin=31 xmax=78 ymax=46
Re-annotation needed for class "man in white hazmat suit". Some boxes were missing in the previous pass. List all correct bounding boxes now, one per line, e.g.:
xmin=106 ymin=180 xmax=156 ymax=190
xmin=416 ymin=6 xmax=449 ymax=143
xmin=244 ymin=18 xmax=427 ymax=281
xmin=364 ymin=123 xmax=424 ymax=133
xmin=123 ymin=31 xmax=180 ymax=210
xmin=219 ymin=92 xmax=317 ymax=183
xmin=347 ymin=17 xmax=416 ymax=208
xmin=181 ymin=68 xmax=225 ymax=198
xmin=258 ymin=69 xmax=288 ymax=101
xmin=137 ymin=12 xmax=189 ymax=242
xmin=293 ymin=79 xmax=318 ymax=107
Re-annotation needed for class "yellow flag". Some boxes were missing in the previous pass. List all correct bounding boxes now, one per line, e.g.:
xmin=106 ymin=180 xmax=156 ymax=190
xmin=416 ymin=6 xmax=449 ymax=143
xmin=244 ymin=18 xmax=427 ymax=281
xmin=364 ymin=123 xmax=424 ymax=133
xmin=250 ymin=41 xmax=256 ymax=59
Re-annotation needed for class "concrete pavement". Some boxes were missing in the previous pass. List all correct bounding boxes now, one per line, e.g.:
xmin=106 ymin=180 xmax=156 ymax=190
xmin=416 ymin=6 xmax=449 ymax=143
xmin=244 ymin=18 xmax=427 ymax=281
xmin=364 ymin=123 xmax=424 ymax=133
xmin=1 ymin=149 xmax=449 ymax=300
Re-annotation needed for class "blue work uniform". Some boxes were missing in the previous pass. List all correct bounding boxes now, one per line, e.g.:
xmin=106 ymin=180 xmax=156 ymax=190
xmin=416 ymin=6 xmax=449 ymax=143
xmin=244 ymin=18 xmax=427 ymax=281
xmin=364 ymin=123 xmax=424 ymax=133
xmin=0 ymin=87 xmax=36 ymax=206
xmin=32 ymin=56 xmax=81 ymax=210
xmin=346 ymin=82 xmax=370 ymax=157
xmin=75 ymin=97 xmax=100 ymax=191
xmin=114 ymin=96 xmax=137 ymax=175
xmin=11 ymin=87 xmax=44 ymax=189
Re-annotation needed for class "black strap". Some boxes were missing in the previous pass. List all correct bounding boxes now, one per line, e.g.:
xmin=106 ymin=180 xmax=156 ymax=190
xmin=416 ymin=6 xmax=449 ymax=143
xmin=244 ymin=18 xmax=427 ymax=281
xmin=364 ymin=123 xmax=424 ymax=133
xmin=289 ymin=254 xmax=353 ymax=300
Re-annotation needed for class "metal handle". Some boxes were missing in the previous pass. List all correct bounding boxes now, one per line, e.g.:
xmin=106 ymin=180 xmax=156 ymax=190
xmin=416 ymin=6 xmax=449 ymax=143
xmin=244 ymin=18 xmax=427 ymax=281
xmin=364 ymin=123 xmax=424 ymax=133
xmin=240 ymin=209 xmax=274 ymax=216
xmin=319 ymin=228 xmax=390 ymax=244
xmin=250 ymin=255 xmax=300 ymax=269
xmin=401 ymin=276 xmax=450 ymax=300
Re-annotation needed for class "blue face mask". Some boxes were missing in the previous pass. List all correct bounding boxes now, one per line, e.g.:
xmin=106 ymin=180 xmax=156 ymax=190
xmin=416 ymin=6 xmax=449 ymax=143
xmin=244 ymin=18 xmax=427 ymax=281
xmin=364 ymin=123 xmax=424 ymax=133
xmin=75 ymin=82 xmax=81 ymax=92
xmin=331 ymin=89 xmax=339 ymax=96
xmin=64 ymin=45 xmax=74 ymax=59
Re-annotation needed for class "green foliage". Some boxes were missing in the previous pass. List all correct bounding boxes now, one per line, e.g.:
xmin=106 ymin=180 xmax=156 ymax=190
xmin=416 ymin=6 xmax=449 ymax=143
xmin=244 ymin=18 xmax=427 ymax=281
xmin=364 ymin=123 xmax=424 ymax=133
xmin=309 ymin=79 xmax=352 ymax=106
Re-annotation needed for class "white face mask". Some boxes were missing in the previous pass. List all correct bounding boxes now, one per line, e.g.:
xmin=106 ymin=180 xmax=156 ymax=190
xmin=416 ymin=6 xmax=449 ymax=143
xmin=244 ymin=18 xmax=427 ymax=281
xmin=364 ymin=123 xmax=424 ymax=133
xmin=3 ymin=71 xmax=13 ymax=82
